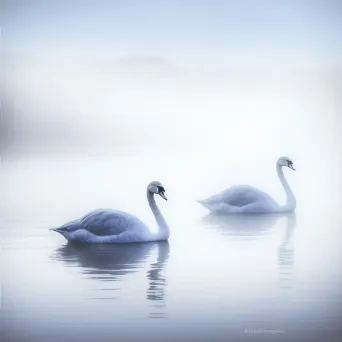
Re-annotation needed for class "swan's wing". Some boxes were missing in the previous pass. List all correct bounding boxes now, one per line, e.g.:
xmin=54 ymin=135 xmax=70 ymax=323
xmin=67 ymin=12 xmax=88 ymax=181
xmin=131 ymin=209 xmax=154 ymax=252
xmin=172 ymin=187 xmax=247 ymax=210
xmin=80 ymin=209 xmax=146 ymax=236
xmin=199 ymin=193 xmax=223 ymax=205
xmin=202 ymin=185 xmax=275 ymax=207
xmin=220 ymin=185 xmax=276 ymax=206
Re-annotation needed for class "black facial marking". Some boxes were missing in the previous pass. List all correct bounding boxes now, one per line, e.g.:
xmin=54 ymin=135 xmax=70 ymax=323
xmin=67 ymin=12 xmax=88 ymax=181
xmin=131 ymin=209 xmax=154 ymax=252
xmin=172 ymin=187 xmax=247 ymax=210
xmin=157 ymin=186 xmax=165 ymax=193
xmin=286 ymin=159 xmax=293 ymax=166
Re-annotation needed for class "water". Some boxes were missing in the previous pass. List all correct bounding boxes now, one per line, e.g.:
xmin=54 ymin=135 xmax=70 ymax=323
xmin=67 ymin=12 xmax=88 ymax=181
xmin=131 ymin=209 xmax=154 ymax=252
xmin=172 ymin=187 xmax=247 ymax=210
xmin=1 ymin=149 xmax=341 ymax=342
xmin=2 ymin=58 xmax=342 ymax=342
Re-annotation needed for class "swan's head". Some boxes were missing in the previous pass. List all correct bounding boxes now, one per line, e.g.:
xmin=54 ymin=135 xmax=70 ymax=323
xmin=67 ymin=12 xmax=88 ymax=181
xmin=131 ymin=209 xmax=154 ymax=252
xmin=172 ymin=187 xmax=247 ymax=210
xmin=278 ymin=156 xmax=296 ymax=171
xmin=148 ymin=181 xmax=167 ymax=200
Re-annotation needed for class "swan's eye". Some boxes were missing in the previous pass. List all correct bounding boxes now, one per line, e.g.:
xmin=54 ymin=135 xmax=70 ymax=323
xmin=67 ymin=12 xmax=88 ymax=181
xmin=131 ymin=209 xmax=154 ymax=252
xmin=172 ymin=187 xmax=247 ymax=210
xmin=286 ymin=160 xmax=292 ymax=166
xmin=157 ymin=186 xmax=165 ymax=193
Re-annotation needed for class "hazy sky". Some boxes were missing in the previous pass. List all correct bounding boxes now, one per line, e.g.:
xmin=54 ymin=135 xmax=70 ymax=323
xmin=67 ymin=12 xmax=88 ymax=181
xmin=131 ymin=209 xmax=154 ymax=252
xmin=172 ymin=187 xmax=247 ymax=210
xmin=2 ymin=0 xmax=342 ymax=68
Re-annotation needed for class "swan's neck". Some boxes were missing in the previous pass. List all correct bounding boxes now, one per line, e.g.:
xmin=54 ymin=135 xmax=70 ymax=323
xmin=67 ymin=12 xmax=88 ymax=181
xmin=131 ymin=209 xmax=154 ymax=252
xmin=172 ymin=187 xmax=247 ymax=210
xmin=147 ymin=190 xmax=170 ymax=240
xmin=277 ymin=164 xmax=296 ymax=212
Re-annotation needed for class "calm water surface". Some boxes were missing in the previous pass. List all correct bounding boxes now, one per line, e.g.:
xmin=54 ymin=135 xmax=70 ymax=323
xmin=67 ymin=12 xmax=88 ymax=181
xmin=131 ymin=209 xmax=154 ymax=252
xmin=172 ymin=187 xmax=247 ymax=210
xmin=1 ymin=151 xmax=342 ymax=342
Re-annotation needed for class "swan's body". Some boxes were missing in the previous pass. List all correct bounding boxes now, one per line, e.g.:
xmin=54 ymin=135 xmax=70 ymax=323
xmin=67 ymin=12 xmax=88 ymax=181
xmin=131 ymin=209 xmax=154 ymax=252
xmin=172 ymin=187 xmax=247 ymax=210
xmin=51 ymin=181 xmax=169 ymax=243
xmin=198 ymin=157 xmax=296 ymax=214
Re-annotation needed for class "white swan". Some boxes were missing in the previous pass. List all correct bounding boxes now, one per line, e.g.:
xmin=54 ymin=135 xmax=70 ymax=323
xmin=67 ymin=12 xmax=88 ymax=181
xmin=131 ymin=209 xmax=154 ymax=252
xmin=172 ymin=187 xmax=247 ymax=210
xmin=198 ymin=157 xmax=296 ymax=214
xmin=50 ymin=181 xmax=169 ymax=243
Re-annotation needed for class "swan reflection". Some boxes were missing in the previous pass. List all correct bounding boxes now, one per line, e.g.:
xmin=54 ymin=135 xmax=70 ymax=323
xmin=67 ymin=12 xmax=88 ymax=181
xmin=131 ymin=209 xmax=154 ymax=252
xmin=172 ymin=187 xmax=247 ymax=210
xmin=52 ymin=241 xmax=169 ymax=316
xmin=202 ymin=212 xmax=297 ymax=290
xmin=278 ymin=213 xmax=296 ymax=290
xmin=146 ymin=242 xmax=169 ymax=318
xmin=201 ymin=212 xmax=286 ymax=237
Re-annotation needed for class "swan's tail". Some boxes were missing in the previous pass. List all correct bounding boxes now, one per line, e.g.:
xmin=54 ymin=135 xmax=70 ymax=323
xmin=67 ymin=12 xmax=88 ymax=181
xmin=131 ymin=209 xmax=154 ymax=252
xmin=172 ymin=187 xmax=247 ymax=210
xmin=50 ymin=226 xmax=75 ymax=240
xmin=50 ymin=220 xmax=81 ymax=234
xmin=197 ymin=198 xmax=224 ymax=212
xmin=50 ymin=227 xmax=67 ymax=235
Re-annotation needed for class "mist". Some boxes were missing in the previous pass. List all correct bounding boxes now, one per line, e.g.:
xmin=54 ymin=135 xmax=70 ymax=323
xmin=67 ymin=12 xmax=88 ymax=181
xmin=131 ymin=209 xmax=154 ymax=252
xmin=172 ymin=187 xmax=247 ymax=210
xmin=1 ymin=0 xmax=342 ymax=159
xmin=3 ymin=57 xmax=342 ymax=156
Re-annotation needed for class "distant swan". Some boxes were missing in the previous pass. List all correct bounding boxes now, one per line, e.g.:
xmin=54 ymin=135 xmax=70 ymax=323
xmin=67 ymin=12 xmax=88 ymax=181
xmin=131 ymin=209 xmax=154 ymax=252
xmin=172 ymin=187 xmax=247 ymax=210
xmin=197 ymin=157 xmax=296 ymax=214
xmin=50 ymin=181 xmax=169 ymax=243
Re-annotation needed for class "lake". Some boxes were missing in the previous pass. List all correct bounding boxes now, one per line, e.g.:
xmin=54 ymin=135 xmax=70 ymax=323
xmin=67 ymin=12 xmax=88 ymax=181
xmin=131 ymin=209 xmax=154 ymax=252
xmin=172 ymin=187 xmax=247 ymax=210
xmin=1 ymin=146 xmax=341 ymax=342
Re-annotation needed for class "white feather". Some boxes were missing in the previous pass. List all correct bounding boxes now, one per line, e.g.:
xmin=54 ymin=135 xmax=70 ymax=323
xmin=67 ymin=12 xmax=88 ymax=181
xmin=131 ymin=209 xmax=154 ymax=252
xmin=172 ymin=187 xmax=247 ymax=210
xmin=198 ymin=156 xmax=296 ymax=214
xmin=51 ymin=181 xmax=169 ymax=243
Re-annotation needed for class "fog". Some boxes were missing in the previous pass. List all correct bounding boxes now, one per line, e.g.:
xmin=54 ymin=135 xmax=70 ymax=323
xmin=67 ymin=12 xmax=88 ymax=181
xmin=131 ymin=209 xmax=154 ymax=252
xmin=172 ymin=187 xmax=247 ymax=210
xmin=3 ymin=58 xmax=342 ymax=155
xmin=2 ymin=55 xmax=342 ymax=212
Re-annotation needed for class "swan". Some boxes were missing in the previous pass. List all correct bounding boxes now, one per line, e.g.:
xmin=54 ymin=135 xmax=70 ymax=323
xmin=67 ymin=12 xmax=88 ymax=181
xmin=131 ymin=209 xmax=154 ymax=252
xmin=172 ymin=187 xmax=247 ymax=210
xmin=50 ymin=181 xmax=169 ymax=243
xmin=197 ymin=156 xmax=296 ymax=214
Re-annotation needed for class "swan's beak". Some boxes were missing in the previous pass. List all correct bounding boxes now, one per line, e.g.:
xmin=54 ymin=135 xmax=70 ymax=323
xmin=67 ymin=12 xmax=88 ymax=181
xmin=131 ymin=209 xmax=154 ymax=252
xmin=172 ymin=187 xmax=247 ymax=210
xmin=159 ymin=191 xmax=168 ymax=201
xmin=289 ymin=164 xmax=296 ymax=171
